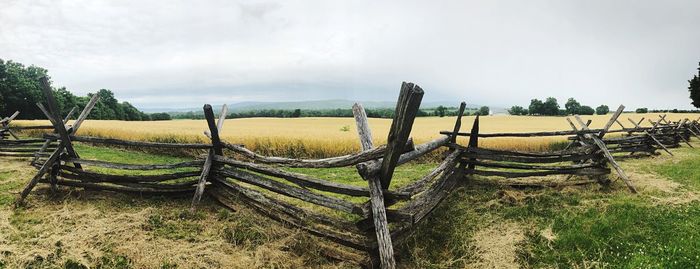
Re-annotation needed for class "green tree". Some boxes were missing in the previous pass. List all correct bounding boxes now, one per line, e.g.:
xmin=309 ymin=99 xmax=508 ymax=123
xmin=579 ymin=105 xmax=595 ymax=115
xmin=564 ymin=98 xmax=581 ymax=115
xmin=509 ymin=105 xmax=526 ymax=115
xmin=635 ymin=108 xmax=649 ymax=113
xmin=0 ymin=59 xmax=49 ymax=119
xmin=53 ymin=87 xmax=79 ymax=117
xmin=596 ymin=105 xmax=610 ymax=115
xmin=543 ymin=97 xmax=560 ymax=116
xmin=528 ymin=99 xmax=544 ymax=115
xmin=291 ymin=109 xmax=301 ymax=118
xmin=435 ymin=106 xmax=447 ymax=117
xmin=690 ymin=62 xmax=700 ymax=108
xmin=121 ymin=102 xmax=145 ymax=121
xmin=150 ymin=112 xmax=171 ymax=121
xmin=477 ymin=106 xmax=490 ymax=116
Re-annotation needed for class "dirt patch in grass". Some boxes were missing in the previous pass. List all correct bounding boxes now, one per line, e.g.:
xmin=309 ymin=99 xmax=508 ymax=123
xmin=624 ymin=155 xmax=683 ymax=193
xmin=621 ymin=150 xmax=700 ymax=205
xmin=467 ymin=221 xmax=524 ymax=269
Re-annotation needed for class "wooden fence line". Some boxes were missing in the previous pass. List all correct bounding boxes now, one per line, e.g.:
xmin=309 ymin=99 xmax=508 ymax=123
xmin=8 ymin=79 xmax=700 ymax=268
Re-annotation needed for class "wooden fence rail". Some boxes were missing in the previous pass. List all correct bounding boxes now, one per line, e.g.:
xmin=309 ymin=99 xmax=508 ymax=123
xmin=9 ymin=79 xmax=700 ymax=268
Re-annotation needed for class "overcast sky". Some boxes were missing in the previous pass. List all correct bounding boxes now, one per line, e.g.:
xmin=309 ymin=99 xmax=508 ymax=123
xmin=2 ymin=0 xmax=699 ymax=110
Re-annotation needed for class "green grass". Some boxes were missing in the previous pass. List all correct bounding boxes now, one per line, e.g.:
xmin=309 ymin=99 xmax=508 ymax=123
xmin=72 ymin=143 xmax=198 ymax=176
xmin=646 ymin=149 xmax=700 ymax=189
xmin=288 ymin=162 xmax=438 ymax=190
xmin=514 ymin=146 xmax=700 ymax=268
xmin=520 ymin=198 xmax=700 ymax=268
xmin=0 ymin=171 xmax=24 ymax=206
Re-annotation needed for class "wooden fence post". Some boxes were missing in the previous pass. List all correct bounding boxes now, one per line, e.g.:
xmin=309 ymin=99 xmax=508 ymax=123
xmin=449 ymin=102 xmax=467 ymax=144
xmin=40 ymin=77 xmax=82 ymax=167
xmin=598 ymin=105 xmax=625 ymax=139
xmin=379 ymin=82 xmax=424 ymax=188
xmin=17 ymin=77 xmax=100 ymax=205
xmin=573 ymin=115 xmax=637 ymax=193
xmin=352 ymin=102 xmax=391 ymax=268
xmin=467 ymin=115 xmax=479 ymax=170
xmin=628 ymin=118 xmax=673 ymax=156
xmin=191 ymin=104 xmax=227 ymax=209
xmin=353 ymin=82 xmax=424 ymax=269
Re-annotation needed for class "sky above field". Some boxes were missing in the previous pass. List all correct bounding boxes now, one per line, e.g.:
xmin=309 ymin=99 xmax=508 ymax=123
xmin=1 ymin=0 xmax=700 ymax=110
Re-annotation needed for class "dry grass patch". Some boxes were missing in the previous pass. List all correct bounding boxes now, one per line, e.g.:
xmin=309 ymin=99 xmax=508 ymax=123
xmin=467 ymin=221 xmax=525 ymax=269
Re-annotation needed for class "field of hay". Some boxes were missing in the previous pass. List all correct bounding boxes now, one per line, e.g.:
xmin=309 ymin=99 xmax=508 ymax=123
xmin=13 ymin=113 xmax=700 ymax=158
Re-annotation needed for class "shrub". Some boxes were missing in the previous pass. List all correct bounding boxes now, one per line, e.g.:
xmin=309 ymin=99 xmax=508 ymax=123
xmin=595 ymin=105 xmax=610 ymax=115
xmin=578 ymin=106 xmax=595 ymax=115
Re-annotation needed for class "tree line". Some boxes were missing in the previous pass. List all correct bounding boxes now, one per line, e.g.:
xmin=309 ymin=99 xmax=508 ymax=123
xmin=171 ymin=105 xmax=490 ymax=120
xmin=508 ymin=97 xmax=610 ymax=116
xmin=0 ymin=59 xmax=164 ymax=121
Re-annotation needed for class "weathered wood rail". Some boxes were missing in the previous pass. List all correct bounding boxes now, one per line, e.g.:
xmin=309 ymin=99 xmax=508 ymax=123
xmin=11 ymin=78 xmax=700 ymax=268
xmin=1 ymin=110 xmax=57 ymax=158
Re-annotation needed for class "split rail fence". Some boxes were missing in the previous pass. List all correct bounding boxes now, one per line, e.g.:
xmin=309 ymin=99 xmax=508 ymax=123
xmin=7 ymin=77 xmax=700 ymax=268
xmin=1 ymin=110 xmax=55 ymax=158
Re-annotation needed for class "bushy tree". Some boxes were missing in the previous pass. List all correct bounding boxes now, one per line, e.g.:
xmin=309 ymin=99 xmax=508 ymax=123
xmin=596 ymin=105 xmax=610 ymax=115
xmin=0 ymin=58 xmax=156 ymax=121
xmin=529 ymin=99 xmax=544 ymax=115
xmin=435 ymin=106 xmax=447 ymax=117
xmin=477 ymin=106 xmax=490 ymax=116
xmin=565 ymin=98 xmax=581 ymax=115
xmin=579 ymin=105 xmax=595 ymax=115
xmin=509 ymin=106 xmax=526 ymax=115
xmin=690 ymin=62 xmax=700 ymax=108
xmin=0 ymin=59 xmax=49 ymax=119
xmin=150 ymin=112 xmax=171 ymax=121
xmin=635 ymin=108 xmax=649 ymax=113
xmin=543 ymin=97 xmax=560 ymax=116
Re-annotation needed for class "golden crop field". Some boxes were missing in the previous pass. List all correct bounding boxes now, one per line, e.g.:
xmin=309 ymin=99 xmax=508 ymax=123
xmin=13 ymin=113 xmax=700 ymax=158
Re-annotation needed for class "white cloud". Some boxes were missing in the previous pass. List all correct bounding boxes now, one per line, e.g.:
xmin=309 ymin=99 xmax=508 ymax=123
xmin=1 ymin=0 xmax=699 ymax=109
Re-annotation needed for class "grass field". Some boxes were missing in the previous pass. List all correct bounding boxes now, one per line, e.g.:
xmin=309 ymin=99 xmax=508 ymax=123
xmin=2 ymin=139 xmax=700 ymax=268
xmin=12 ymin=113 xmax=700 ymax=158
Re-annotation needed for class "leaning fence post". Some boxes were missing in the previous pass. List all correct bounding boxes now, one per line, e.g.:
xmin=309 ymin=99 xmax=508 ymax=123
xmin=573 ymin=115 xmax=637 ymax=193
xmin=39 ymin=77 xmax=82 ymax=169
xmin=599 ymin=105 xmax=625 ymax=139
xmin=354 ymin=82 xmax=423 ymax=269
xmin=352 ymin=102 xmax=390 ymax=268
xmin=449 ymin=102 xmax=467 ymax=144
xmin=191 ymin=104 xmax=226 ymax=209
xmin=467 ymin=115 xmax=479 ymax=170
xmin=629 ymin=118 xmax=673 ymax=156
xmin=379 ymin=82 xmax=424 ymax=189
xmin=2 ymin=111 xmax=20 ymax=140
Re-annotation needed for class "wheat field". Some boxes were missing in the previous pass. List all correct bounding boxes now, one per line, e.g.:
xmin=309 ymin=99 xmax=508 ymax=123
xmin=13 ymin=113 xmax=700 ymax=158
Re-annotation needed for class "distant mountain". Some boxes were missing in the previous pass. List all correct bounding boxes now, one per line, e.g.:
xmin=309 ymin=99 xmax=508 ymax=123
xmin=143 ymin=99 xmax=489 ymax=114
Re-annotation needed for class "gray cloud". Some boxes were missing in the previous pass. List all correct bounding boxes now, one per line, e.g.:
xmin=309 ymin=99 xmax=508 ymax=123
xmin=1 ymin=0 xmax=699 ymax=109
